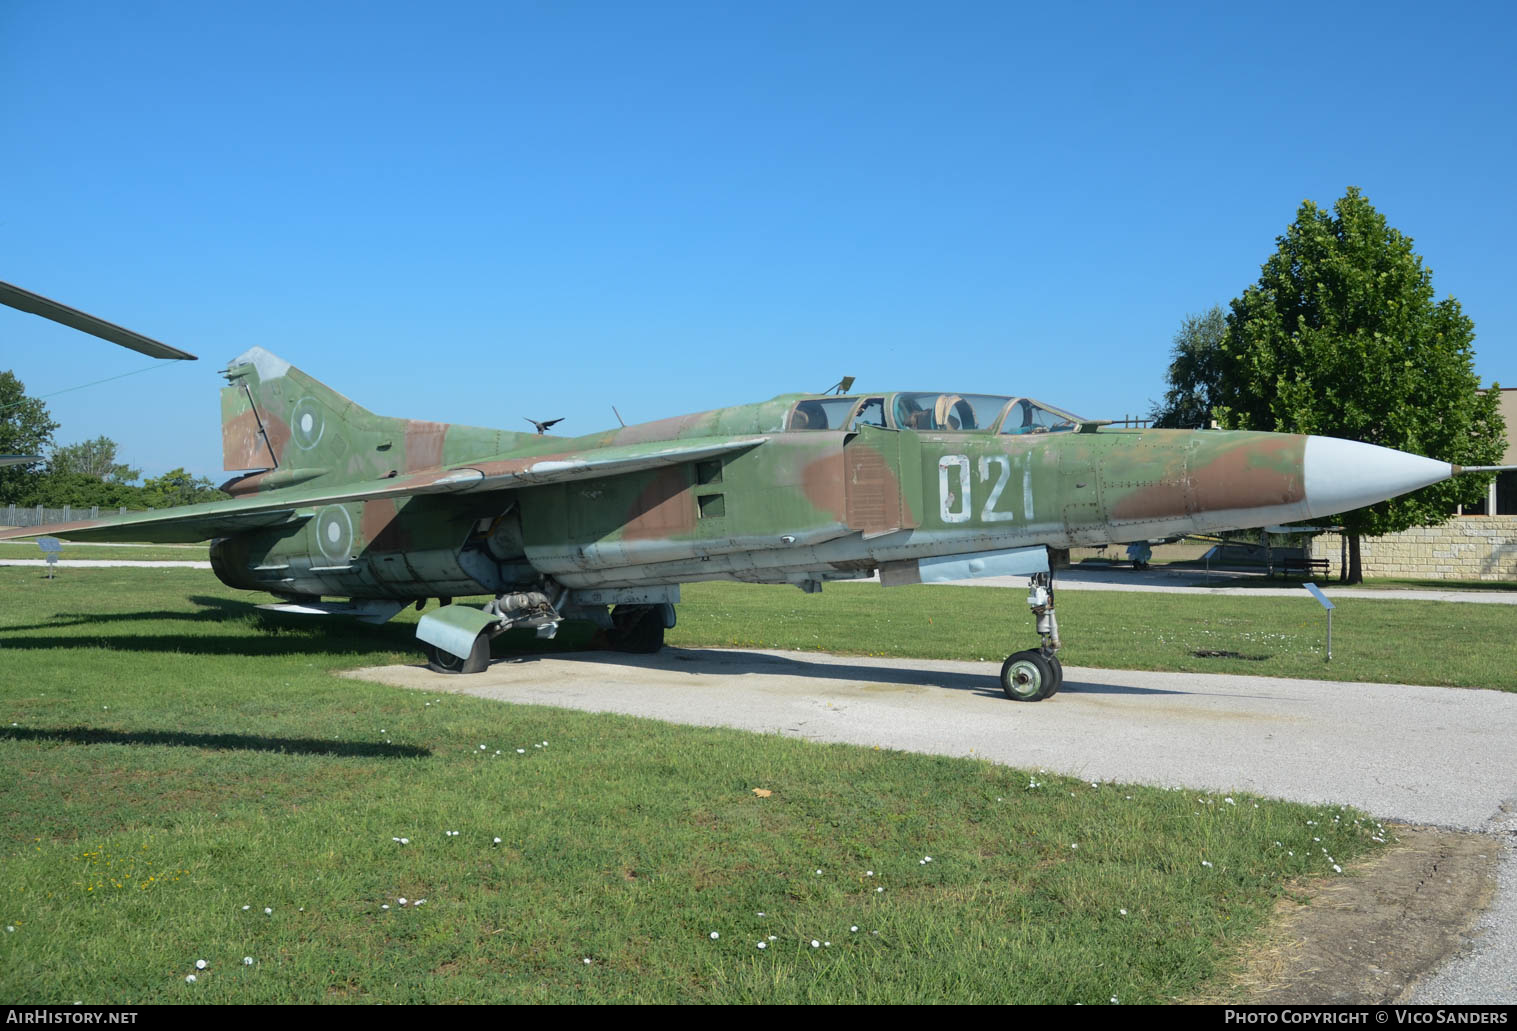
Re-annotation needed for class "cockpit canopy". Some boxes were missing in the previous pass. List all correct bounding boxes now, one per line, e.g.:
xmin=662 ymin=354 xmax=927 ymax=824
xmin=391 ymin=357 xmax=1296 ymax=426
xmin=787 ymin=392 xmax=1082 ymax=434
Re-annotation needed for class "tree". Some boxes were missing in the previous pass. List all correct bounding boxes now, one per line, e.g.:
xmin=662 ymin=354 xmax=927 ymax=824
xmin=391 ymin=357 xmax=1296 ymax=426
xmin=139 ymin=468 xmax=227 ymax=509
xmin=14 ymin=472 xmax=144 ymax=510
xmin=1213 ymin=187 xmax=1506 ymax=583
xmin=0 ymin=371 xmax=59 ymax=504
xmin=1149 ymin=306 xmax=1227 ymax=428
xmin=48 ymin=436 xmax=140 ymax=484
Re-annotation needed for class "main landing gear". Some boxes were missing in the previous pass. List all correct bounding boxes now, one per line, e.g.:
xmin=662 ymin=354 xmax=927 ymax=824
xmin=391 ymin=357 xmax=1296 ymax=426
xmin=1000 ymin=572 xmax=1063 ymax=701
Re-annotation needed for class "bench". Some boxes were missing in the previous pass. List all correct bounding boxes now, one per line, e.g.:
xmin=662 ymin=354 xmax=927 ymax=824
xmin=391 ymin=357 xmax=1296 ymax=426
xmin=1281 ymin=558 xmax=1330 ymax=579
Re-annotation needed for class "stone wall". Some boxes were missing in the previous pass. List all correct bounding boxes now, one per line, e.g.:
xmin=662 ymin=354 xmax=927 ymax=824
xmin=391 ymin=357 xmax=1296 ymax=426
xmin=1307 ymin=517 xmax=1517 ymax=581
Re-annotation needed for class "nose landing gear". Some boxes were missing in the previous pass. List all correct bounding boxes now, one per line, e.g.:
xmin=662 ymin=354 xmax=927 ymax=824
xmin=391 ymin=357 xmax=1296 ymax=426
xmin=1000 ymin=572 xmax=1063 ymax=701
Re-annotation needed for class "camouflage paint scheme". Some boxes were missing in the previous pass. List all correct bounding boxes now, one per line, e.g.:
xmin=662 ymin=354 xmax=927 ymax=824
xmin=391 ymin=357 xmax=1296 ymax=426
xmin=2 ymin=347 xmax=1316 ymax=608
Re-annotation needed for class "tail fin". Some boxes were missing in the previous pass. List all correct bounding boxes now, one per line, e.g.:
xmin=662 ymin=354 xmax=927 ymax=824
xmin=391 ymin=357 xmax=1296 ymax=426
xmin=221 ymin=347 xmax=384 ymax=492
xmin=219 ymin=347 xmax=520 ymax=496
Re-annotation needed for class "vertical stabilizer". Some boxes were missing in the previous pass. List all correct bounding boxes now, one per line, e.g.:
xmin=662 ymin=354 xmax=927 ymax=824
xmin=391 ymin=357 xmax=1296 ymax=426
xmin=220 ymin=347 xmax=378 ymax=490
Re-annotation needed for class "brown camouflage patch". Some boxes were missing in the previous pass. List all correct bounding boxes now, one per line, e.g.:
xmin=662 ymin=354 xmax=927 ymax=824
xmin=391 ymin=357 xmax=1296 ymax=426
xmin=404 ymin=421 xmax=449 ymax=472
xmin=361 ymin=499 xmax=411 ymax=552
xmin=1190 ymin=435 xmax=1306 ymax=512
xmin=622 ymin=467 xmax=695 ymax=540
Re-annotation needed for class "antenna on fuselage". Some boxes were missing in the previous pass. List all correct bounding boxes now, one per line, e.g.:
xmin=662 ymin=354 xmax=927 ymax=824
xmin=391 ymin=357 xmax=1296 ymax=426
xmin=612 ymin=406 xmax=627 ymax=427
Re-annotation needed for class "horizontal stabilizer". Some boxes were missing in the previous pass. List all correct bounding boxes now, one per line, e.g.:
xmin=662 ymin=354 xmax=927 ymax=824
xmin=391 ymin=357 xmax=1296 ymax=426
xmin=0 ymin=467 xmax=483 ymax=543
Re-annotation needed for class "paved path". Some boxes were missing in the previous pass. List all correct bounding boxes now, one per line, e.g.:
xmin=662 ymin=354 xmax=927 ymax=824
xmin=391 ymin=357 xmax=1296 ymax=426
xmin=0 ymin=559 xmax=212 ymax=568
xmin=351 ymin=647 xmax=1517 ymax=830
xmin=940 ymin=566 xmax=1517 ymax=604
xmin=349 ymin=646 xmax=1517 ymax=1004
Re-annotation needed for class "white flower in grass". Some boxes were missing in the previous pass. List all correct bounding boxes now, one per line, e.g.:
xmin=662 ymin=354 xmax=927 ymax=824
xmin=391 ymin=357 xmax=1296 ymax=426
xmin=185 ymin=975 xmax=196 ymax=984
xmin=1119 ymin=909 xmax=1127 ymax=916
xmin=195 ymin=960 xmax=207 ymax=970
xmin=381 ymin=905 xmax=389 ymax=910
xmin=875 ymin=887 xmax=884 ymax=893
xmin=1201 ymin=860 xmax=1213 ymax=868
xmin=517 ymin=748 xmax=525 ymax=754
xmin=709 ymin=932 xmax=719 ymax=940
xmin=583 ymin=958 xmax=592 ymax=965
xmin=757 ymin=941 xmax=767 ymax=949
xmin=242 ymin=905 xmax=250 ymax=911
xmin=493 ymin=837 xmax=502 ymax=845
xmin=1333 ymin=865 xmax=1342 ymax=873
xmin=811 ymin=940 xmax=820 ymax=948
xmin=398 ymin=898 xmax=408 ymax=906
xmin=264 ymin=907 xmax=272 ymax=915
xmin=850 ymin=926 xmax=858 ymax=932
xmin=243 ymin=957 xmax=254 ymax=966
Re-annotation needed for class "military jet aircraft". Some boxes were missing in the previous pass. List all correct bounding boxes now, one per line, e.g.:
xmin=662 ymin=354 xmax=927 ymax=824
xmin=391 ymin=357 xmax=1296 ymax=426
xmin=1 ymin=281 xmax=1489 ymax=700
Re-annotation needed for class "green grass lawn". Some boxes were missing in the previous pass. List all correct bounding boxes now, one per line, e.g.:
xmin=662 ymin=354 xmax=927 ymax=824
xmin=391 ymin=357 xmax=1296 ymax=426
xmin=670 ymin=580 xmax=1517 ymax=691
xmin=0 ymin=566 xmax=1402 ymax=1003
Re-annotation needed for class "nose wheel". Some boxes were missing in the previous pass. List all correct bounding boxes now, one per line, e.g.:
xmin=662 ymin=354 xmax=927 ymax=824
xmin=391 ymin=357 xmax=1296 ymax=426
xmin=1000 ymin=572 xmax=1064 ymax=701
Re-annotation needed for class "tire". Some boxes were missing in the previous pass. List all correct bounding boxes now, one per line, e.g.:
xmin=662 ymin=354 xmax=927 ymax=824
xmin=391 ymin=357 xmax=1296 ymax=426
xmin=1000 ymin=650 xmax=1055 ymax=702
xmin=423 ymin=631 xmax=491 ymax=675
xmin=608 ymin=605 xmax=665 ymax=654
xmin=1044 ymin=654 xmax=1064 ymax=697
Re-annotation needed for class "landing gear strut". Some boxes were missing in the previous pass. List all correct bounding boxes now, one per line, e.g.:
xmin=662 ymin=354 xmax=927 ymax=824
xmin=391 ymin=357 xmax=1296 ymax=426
xmin=606 ymin=604 xmax=667 ymax=654
xmin=1000 ymin=572 xmax=1063 ymax=701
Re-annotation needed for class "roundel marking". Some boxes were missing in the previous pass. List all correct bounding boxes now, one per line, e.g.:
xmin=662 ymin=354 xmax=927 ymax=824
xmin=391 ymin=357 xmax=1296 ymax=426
xmin=291 ymin=397 xmax=325 ymax=450
xmin=315 ymin=505 xmax=353 ymax=562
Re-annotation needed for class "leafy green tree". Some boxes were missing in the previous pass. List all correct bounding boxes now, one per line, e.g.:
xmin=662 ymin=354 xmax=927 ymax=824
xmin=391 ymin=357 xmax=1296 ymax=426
xmin=139 ymin=468 xmax=228 ymax=509
xmin=1214 ymin=187 xmax=1506 ymax=583
xmin=1149 ymin=306 xmax=1227 ymax=428
xmin=15 ymin=472 xmax=144 ymax=510
xmin=0 ymin=371 xmax=59 ymax=504
xmin=48 ymin=436 xmax=140 ymax=484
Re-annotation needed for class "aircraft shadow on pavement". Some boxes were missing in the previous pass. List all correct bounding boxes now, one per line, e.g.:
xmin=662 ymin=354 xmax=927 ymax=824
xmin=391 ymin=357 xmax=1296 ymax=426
xmin=496 ymin=647 xmax=1197 ymax=698
xmin=0 ymin=725 xmax=430 ymax=758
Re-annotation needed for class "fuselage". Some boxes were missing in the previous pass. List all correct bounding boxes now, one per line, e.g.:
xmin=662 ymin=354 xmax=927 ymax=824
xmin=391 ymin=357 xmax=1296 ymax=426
xmin=206 ymin=388 xmax=1452 ymax=601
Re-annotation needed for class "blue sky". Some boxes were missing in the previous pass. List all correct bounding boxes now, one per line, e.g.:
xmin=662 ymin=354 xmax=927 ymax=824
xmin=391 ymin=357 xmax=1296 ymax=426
xmin=3 ymin=0 xmax=1513 ymax=479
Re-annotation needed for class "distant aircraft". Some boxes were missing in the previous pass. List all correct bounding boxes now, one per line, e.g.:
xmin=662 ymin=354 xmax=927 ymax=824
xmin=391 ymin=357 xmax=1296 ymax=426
xmin=2 ymin=280 xmax=1496 ymax=700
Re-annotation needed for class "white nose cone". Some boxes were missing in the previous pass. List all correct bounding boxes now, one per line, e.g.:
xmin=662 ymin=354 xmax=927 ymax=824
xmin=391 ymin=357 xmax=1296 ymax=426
xmin=1303 ymin=437 xmax=1453 ymax=518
